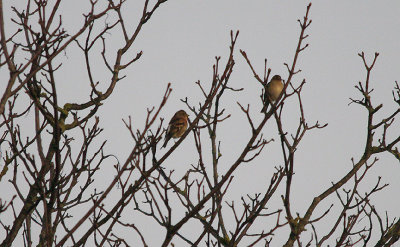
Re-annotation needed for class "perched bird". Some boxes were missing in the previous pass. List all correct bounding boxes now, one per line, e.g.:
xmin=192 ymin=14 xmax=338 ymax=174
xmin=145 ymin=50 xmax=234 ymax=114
xmin=162 ymin=110 xmax=189 ymax=148
xmin=261 ymin=75 xmax=284 ymax=112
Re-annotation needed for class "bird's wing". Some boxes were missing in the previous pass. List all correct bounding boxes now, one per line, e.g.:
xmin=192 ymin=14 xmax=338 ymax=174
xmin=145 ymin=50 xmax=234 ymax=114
xmin=167 ymin=116 xmax=187 ymax=138
xmin=169 ymin=119 xmax=186 ymax=131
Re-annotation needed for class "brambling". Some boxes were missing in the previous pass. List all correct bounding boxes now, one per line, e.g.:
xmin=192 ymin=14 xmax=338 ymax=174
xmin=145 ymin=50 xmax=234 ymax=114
xmin=162 ymin=110 xmax=189 ymax=148
xmin=261 ymin=75 xmax=284 ymax=112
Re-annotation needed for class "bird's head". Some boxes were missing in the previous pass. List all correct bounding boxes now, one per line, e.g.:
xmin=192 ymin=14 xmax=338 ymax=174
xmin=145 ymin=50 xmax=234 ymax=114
xmin=176 ymin=110 xmax=188 ymax=118
xmin=271 ymin=75 xmax=282 ymax=81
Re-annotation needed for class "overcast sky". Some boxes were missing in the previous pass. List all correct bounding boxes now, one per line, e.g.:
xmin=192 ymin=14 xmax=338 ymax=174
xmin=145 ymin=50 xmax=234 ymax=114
xmin=1 ymin=0 xmax=400 ymax=246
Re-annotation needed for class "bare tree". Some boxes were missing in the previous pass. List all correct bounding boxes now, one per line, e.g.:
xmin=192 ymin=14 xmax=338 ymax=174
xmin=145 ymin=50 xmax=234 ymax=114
xmin=1 ymin=1 xmax=399 ymax=246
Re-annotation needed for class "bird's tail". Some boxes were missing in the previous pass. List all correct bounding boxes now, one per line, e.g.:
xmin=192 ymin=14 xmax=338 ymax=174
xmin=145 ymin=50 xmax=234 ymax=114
xmin=261 ymin=102 xmax=270 ymax=113
xmin=261 ymin=89 xmax=270 ymax=113
xmin=162 ymin=136 xmax=170 ymax=148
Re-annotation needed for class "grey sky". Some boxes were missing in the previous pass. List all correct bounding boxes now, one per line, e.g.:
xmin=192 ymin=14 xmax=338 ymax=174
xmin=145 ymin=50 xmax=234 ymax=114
xmin=1 ymin=0 xmax=400 ymax=246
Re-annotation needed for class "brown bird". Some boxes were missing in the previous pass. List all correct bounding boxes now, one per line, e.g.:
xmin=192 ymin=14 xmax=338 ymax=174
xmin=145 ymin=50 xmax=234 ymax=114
xmin=162 ymin=110 xmax=189 ymax=148
xmin=261 ymin=75 xmax=284 ymax=112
